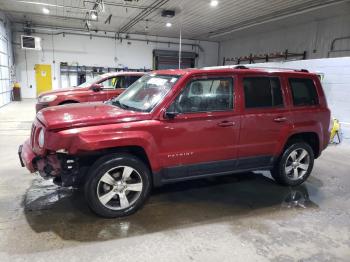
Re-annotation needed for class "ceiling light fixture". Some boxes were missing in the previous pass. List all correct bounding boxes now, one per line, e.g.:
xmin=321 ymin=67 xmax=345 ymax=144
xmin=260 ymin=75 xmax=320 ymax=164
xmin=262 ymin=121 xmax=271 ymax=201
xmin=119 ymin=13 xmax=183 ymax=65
xmin=210 ymin=0 xmax=218 ymax=7
xmin=90 ymin=11 xmax=98 ymax=20
xmin=166 ymin=22 xmax=172 ymax=27
xmin=42 ymin=7 xmax=50 ymax=14
xmin=161 ymin=10 xmax=175 ymax=18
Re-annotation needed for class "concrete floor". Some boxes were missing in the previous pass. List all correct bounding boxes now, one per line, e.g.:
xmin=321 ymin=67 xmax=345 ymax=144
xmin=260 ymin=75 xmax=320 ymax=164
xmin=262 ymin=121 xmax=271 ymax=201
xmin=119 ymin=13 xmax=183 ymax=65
xmin=0 ymin=100 xmax=349 ymax=262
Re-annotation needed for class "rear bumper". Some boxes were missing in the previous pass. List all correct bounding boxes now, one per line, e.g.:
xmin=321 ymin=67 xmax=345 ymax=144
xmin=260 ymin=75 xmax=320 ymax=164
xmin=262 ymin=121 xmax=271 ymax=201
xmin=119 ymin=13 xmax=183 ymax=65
xmin=19 ymin=139 xmax=37 ymax=173
xmin=36 ymin=103 xmax=49 ymax=113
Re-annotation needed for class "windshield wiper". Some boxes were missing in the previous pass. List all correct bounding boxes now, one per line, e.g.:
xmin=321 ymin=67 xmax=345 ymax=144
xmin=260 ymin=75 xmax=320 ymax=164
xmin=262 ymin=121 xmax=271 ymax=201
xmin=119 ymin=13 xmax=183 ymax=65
xmin=112 ymin=100 xmax=125 ymax=109
xmin=112 ymin=100 xmax=142 ymax=112
xmin=121 ymin=103 xmax=143 ymax=112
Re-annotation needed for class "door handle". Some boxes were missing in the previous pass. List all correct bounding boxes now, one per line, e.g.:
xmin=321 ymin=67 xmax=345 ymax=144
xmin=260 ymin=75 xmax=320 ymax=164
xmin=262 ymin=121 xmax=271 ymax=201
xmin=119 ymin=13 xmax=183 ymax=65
xmin=274 ymin=117 xmax=287 ymax=122
xmin=217 ymin=121 xmax=235 ymax=127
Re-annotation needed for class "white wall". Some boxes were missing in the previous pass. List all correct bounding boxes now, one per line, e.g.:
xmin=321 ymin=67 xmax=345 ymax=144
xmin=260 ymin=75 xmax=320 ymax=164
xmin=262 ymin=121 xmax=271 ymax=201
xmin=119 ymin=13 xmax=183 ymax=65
xmin=220 ymin=13 xmax=350 ymax=63
xmin=0 ymin=11 xmax=14 ymax=107
xmin=249 ymin=58 xmax=350 ymax=118
xmin=243 ymin=58 xmax=350 ymax=138
xmin=219 ymin=11 xmax=350 ymax=138
xmin=13 ymin=32 xmax=219 ymax=98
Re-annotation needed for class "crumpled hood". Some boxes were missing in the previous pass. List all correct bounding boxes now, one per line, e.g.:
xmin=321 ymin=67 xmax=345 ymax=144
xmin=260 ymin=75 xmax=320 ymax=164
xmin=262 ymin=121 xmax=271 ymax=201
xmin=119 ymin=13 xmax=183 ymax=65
xmin=38 ymin=87 xmax=89 ymax=97
xmin=37 ymin=102 xmax=151 ymax=130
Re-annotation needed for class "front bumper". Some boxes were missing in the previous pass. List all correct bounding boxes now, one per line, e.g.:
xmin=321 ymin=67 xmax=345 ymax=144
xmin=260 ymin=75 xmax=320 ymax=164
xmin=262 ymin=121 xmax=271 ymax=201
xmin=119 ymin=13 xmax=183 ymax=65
xmin=19 ymin=139 xmax=81 ymax=187
xmin=18 ymin=139 xmax=37 ymax=172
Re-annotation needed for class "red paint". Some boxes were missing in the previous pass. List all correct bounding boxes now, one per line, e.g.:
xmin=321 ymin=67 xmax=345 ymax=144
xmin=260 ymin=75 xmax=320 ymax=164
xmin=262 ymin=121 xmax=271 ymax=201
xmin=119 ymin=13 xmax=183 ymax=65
xmin=36 ymin=72 xmax=145 ymax=112
xmin=20 ymin=139 xmax=36 ymax=172
xmin=21 ymin=68 xmax=331 ymax=177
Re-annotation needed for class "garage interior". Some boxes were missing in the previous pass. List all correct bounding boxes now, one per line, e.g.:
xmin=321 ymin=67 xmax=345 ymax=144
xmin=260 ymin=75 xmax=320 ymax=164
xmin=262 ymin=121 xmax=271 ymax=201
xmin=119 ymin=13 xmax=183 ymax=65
xmin=0 ymin=0 xmax=350 ymax=261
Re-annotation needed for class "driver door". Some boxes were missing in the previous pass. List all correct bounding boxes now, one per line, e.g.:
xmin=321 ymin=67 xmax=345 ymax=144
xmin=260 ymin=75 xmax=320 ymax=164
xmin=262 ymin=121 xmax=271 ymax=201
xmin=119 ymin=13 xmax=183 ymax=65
xmin=157 ymin=75 xmax=241 ymax=180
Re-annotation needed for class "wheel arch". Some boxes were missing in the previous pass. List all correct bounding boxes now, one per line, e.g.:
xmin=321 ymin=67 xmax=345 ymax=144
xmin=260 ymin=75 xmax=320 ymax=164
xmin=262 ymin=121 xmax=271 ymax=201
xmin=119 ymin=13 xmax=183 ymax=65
xmin=283 ymin=132 xmax=320 ymax=158
xmin=103 ymin=146 xmax=152 ymax=171
xmin=58 ymin=100 xmax=79 ymax=105
xmin=79 ymin=145 xmax=154 ymax=174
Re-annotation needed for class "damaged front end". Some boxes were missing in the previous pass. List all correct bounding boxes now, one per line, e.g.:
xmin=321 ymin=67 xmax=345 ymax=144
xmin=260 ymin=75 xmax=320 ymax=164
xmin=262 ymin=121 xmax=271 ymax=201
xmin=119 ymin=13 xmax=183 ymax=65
xmin=19 ymin=139 xmax=84 ymax=187
xmin=19 ymin=117 xmax=86 ymax=188
xmin=34 ymin=153 xmax=82 ymax=187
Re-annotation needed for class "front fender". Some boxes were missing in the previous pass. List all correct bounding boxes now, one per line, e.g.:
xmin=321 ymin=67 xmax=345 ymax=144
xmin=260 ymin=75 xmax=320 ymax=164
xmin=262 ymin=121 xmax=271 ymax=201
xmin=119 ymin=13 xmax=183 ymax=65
xmin=47 ymin=125 xmax=161 ymax=172
xmin=55 ymin=95 xmax=81 ymax=104
xmin=77 ymin=130 xmax=160 ymax=171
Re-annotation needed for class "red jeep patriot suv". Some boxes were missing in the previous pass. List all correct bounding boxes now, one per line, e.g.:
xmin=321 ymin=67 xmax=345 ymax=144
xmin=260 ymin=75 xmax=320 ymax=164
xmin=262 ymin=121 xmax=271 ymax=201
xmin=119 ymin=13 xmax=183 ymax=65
xmin=19 ymin=67 xmax=331 ymax=217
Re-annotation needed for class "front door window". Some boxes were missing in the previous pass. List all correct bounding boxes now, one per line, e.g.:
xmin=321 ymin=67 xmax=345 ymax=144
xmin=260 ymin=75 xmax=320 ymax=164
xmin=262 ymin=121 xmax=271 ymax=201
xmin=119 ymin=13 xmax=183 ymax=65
xmin=99 ymin=77 xmax=118 ymax=90
xmin=169 ymin=78 xmax=234 ymax=113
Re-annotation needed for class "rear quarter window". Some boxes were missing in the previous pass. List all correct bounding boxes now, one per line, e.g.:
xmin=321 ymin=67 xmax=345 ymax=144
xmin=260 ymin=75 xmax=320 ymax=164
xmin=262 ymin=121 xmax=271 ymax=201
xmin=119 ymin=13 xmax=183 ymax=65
xmin=289 ymin=78 xmax=319 ymax=106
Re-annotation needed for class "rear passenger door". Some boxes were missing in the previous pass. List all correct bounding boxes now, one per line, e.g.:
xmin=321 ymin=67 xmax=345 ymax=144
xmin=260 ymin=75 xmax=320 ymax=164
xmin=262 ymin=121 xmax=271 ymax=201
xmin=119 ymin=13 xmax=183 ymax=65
xmin=238 ymin=75 xmax=291 ymax=168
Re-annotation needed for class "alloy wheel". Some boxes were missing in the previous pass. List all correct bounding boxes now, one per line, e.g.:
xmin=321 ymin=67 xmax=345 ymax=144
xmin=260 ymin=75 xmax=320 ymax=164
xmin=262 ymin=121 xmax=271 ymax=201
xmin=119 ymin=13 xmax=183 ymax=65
xmin=284 ymin=148 xmax=310 ymax=180
xmin=97 ymin=166 xmax=143 ymax=210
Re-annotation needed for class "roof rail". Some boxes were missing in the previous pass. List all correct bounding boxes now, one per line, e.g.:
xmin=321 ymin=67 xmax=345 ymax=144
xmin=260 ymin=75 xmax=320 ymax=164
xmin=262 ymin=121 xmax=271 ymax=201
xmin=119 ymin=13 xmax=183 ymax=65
xmin=295 ymin=69 xmax=309 ymax=72
xmin=233 ymin=65 xmax=249 ymax=69
xmin=201 ymin=65 xmax=310 ymax=73
xmin=243 ymin=66 xmax=309 ymax=72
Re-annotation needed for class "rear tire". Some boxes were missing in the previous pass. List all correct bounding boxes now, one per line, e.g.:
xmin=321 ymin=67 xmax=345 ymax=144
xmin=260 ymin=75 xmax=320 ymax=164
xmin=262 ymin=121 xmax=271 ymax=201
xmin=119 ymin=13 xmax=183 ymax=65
xmin=84 ymin=153 xmax=151 ymax=218
xmin=271 ymin=142 xmax=314 ymax=186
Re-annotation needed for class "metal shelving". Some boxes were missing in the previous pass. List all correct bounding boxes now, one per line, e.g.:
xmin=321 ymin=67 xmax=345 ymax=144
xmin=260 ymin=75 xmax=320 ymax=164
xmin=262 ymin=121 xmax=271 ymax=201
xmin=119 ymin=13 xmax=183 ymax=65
xmin=60 ymin=63 xmax=151 ymax=86
xmin=223 ymin=49 xmax=307 ymax=65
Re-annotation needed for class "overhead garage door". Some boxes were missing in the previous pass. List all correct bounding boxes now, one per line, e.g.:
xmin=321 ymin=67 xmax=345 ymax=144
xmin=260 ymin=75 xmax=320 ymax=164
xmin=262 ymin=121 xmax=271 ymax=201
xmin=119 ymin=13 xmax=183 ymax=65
xmin=153 ymin=50 xmax=197 ymax=70
xmin=0 ymin=33 xmax=10 ymax=107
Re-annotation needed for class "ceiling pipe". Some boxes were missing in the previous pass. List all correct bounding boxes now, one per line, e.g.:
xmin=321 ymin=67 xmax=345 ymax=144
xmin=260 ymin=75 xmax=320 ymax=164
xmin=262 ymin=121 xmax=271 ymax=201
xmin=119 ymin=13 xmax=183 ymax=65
xmin=15 ymin=22 xmax=94 ymax=33
xmin=119 ymin=0 xmax=169 ymax=33
xmin=8 ymin=0 xmax=150 ymax=27
xmin=14 ymin=0 xmax=148 ymax=11
xmin=83 ymin=0 xmax=150 ymax=10
xmin=328 ymin=35 xmax=350 ymax=57
xmin=13 ymin=30 xmax=204 ymax=51
xmin=13 ymin=22 xmax=212 ymax=43
xmin=330 ymin=36 xmax=350 ymax=51
xmin=6 ymin=10 xmax=88 ymax=22
xmin=14 ymin=0 xmax=88 ymax=11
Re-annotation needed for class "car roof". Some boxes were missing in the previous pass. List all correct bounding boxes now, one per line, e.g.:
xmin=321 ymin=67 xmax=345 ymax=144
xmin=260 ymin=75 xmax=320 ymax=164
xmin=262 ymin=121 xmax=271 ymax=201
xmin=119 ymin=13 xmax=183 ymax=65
xmin=152 ymin=66 xmax=317 ymax=77
xmin=100 ymin=71 xmax=146 ymax=78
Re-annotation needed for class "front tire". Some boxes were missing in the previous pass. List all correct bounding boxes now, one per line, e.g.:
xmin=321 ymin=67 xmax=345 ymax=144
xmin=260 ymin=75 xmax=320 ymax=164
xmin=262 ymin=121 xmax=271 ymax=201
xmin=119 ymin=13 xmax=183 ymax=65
xmin=84 ymin=153 xmax=151 ymax=218
xmin=271 ymin=142 xmax=314 ymax=186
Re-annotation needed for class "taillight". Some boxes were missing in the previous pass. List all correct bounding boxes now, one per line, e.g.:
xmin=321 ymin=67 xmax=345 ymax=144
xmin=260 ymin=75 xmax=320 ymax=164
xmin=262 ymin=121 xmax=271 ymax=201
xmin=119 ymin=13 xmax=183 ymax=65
xmin=329 ymin=117 xmax=333 ymax=133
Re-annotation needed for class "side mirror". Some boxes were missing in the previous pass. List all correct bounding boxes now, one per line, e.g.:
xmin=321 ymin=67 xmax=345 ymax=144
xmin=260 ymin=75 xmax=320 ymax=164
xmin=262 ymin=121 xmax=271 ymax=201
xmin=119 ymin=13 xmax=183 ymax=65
xmin=91 ymin=83 xmax=102 ymax=92
xmin=164 ymin=111 xmax=178 ymax=119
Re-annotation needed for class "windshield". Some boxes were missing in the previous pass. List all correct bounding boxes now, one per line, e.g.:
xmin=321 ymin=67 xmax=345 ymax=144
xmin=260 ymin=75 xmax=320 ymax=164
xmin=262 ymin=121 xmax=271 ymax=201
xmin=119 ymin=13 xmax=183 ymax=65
xmin=112 ymin=74 xmax=179 ymax=112
xmin=78 ymin=74 xmax=105 ymax=87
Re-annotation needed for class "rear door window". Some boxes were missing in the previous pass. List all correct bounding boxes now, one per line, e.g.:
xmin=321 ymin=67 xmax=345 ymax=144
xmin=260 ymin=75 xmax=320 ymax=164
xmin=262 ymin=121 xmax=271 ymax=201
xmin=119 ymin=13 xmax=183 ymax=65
xmin=243 ymin=77 xmax=283 ymax=108
xmin=289 ymin=78 xmax=319 ymax=106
